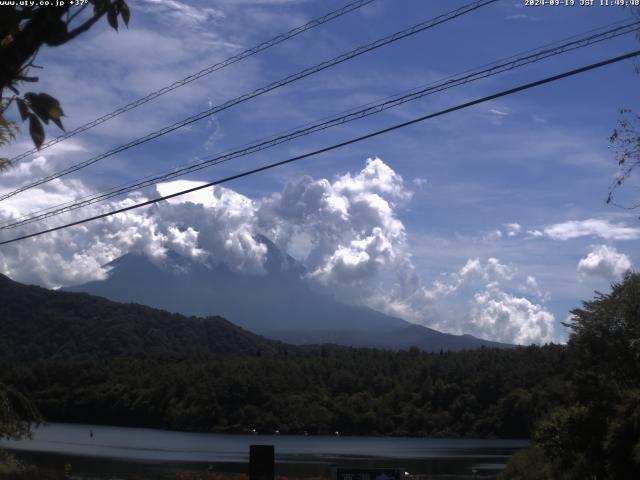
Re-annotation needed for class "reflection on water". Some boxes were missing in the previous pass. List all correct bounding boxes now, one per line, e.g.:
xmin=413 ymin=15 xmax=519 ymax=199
xmin=1 ymin=423 xmax=528 ymax=478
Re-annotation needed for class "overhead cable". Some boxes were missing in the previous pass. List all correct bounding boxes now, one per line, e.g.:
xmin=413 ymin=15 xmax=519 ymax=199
xmin=7 ymin=0 xmax=377 ymax=164
xmin=1 ymin=49 xmax=638 ymax=246
xmin=0 ymin=0 xmax=499 ymax=202
xmin=2 ymin=19 xmax=637 ymax=230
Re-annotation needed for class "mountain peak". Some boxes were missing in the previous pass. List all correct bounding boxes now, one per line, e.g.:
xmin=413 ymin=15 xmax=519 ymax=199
xmin=255 ymin=233 xmax=304 ymax=276
xmin=103 ymin=235 xmax=304 ymax=278
xmin=63 ymin=236 xmax=510 ymax=352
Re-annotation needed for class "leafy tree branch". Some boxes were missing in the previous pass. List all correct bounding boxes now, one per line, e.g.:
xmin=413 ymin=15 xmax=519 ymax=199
xmin=0 ymin=0 xmax=130 ymax=169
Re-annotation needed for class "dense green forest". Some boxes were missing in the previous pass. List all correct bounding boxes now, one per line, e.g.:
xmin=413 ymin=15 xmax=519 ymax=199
xmin=0 ymin=271 xmax=570 ymax=439
xmin=0 ymin=273 xmax=285 ymax=360
xmin=1 ymin=345 xmax=567 ymax=438
xmin=1 ymin=273 xmax=639 ymax=479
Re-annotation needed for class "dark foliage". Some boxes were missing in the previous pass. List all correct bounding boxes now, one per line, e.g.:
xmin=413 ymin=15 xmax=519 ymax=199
xmin=497 ymin=446 xmax=551 ymax=480
xmin=0 ymin=345 xmax=569 ymax=438
xmin=0 ymin=273 xmax=573 ymax=439
xmin=0 ymin=0 xmax=129 ymax=162
xmin=0 ymin=273 xmax=285 ymax=360
xmin=0 ymin=383 xmax=40 ymax=440
xmin=521 ymin=272 xmax=640 ymax=479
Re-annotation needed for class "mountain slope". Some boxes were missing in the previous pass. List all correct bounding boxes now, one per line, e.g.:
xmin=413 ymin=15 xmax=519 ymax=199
xmin=0 ymin=273 xmax=283 ymax=361
xmin=65 ymin=240 xmax=511 ymax=352
xmin=66 ymin=237 xmax=409 ymax=335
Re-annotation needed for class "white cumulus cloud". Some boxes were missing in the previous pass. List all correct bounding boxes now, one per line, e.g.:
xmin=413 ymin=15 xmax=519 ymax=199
xmin=577 ymin=244 xmax=633 ymax=281
xmin=309 ymin=227 xmax=395 ymax=285
xmin=471 ymin=283 xmax=554 ymax=345
xmin=0 ymin=155 xmax=557 ymax=345
xmin=258 ymin=157 xmax=411 ymax=288
xmin=422 ymin=258 xmax=554 ymax=344
xmin=0 ymin=157 xmax=269 ymax=284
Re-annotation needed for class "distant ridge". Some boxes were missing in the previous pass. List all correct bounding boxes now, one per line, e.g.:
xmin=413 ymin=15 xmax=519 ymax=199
xmin=65 ymin=239 xmax=511 ymax=352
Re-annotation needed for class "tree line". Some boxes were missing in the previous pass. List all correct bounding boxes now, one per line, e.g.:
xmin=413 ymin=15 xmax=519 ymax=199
xmin=1 ymin=274 xmax=639 ymax=479
xmin=1 ymin=344 xmax=568 ymax=439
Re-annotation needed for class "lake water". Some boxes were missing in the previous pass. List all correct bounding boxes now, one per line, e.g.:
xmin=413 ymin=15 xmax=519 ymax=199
xmin=1 ymin=423 xmax=528 ymax=478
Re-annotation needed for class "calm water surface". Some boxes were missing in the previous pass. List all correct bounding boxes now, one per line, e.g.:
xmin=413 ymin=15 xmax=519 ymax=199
xmin=1 ymin=423 xmax=528 ymax=478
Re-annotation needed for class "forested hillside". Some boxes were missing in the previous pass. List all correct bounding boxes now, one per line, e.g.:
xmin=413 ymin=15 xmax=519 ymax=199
xmin=0 ymin=273 xmax=283 ymax=360
xmin=0 ymin=271 xmax=570 ymax=440
xmin=3 ymin=270 xmax=639 ymax=480
xmin=0 ymin=272 xmax=569 ymax=439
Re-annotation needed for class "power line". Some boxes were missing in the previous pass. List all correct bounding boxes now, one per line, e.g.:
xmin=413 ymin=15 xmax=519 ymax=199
xmin=4 ymin=19 xmax=637 ymax=229
xmin=0 ymin=0 xmax=498 ymax=202
xmin=2 ymin=20 xmax=637 ymax=230
xmin=2 ymin=49 xmax=637 ymax=247
xmin=7 ymin=0 xmax=377 ymax=164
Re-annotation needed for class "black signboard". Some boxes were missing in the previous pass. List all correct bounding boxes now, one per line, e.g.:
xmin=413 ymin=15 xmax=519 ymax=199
xmin=249 ymin=444 xmax=274 ymax=480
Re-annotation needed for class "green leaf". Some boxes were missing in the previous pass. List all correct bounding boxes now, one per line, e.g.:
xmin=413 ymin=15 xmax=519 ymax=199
xmin=24 ymin=94 xmax=49 ymax=125
xmin=23 ymin=93 xmax=65 ymax=130
xmin=51 ymin=116 xmax=65 ymax=131
xmin=28 ymin=114 xmax=44 ymax=149
xmin=46 ymin=97 xmax=65 ymax=131
xmin=48 ymin=103 xmax=64 ymax=120
xmin=25 ymin=92 xmax=54 ymax=106
xmin=93 ymin=0 xmax=107 ymax=16
xmin=16 ymin=98 xmax=29 ymax=121
xmin=107 ymin=5 xmax=118 ymax=30
xmin=120 ymin=0 xmax=130 ymax=27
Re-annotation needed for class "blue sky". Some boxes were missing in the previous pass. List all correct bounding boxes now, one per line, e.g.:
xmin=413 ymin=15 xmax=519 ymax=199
xmin=0 ymin=0 xmax=639 ymax=344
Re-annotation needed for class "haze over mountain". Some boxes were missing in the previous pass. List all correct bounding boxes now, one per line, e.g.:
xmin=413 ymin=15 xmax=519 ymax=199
xmin=66 ymin=236 xmax=509 ymax=352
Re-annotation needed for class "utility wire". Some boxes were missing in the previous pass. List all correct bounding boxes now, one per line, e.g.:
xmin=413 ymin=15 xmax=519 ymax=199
xmin=4 ymin=20 xmax=637 ymax=229
xmin=0 ymin=0 xmax=498 ymax=202
xmin=1 ymin=49 xmax=638 ymax=247
xmin=7 ymin=0 xmax=377 ymax=164
xmin=2 ymin=20 xmax=637 ymax=230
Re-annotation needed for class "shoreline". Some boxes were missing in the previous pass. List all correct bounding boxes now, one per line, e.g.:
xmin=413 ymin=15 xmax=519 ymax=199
xmin=2 ymin=450 xmax=505 ymax=480
xmin=0 ymin=423 xmax=526 ymax=480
